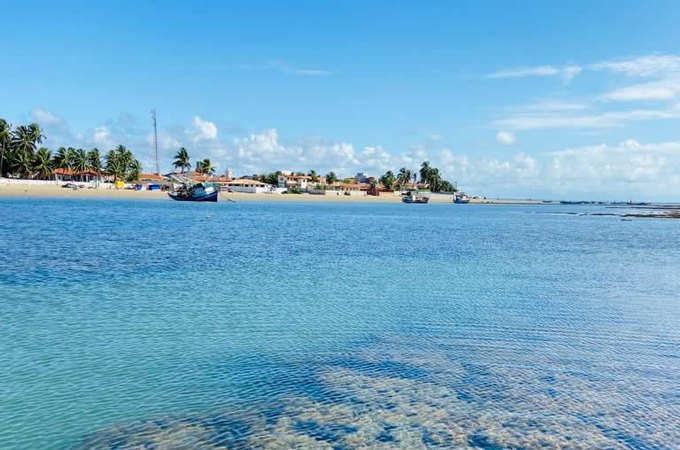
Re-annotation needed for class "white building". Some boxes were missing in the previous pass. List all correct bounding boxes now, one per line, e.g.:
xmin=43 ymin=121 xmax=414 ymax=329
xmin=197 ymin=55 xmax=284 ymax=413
xmin=277 ymin=174 xmax=312 ymax=190
xmin=225 ymin=178 xmax=272 ymax=193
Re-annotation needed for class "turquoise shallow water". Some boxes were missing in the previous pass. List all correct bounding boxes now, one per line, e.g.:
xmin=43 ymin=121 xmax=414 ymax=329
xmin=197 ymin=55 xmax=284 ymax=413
xmin=1 ymin=198 xmax=679 ymax=449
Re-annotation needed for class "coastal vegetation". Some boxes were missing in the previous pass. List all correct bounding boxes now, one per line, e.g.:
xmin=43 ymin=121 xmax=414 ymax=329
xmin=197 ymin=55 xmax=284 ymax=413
xmin=0 ymin=118 xmax=458 ymax=192
xmin=0 ymin=118 xmax=142 ymax=182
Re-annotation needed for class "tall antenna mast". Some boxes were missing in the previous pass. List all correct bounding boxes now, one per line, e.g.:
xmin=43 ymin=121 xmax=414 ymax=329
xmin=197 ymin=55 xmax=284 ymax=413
xmin=152 ymin=109 xmax=159 ymax=175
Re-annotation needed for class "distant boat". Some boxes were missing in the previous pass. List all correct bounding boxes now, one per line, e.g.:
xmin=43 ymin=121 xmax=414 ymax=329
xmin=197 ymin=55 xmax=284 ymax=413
xmin=454 ymin=193 xmax=470 ymax=204
xmin=402 ymin=190 xmax=429 ymax=204
xmin=168 ymin=182 xmax=218 ymax=202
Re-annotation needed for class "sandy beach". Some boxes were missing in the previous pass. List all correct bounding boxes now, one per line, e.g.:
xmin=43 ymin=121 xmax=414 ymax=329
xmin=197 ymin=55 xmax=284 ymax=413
xmin=0 ymin=183 xmax=543 ymax=204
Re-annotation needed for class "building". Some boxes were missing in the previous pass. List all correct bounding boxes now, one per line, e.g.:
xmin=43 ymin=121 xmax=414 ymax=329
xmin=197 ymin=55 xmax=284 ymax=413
xmin=53 ymin=168 xmax=103 ymax=183
xmin=225 ymin=178 xmax=272 ymax=193
xmin=277 ymin=174 xmax=312 ymax=190
xmin=332 ymin=182 xmax=370 ymax=195
xmin=355 ymin=172 xmax=371 ymax=183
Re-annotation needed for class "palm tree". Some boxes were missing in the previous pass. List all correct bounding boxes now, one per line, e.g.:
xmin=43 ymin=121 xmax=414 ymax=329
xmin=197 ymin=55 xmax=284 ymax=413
xmin=13 ymin=149 xmax=34 ymax=178
xmin=126 ymin=159 xmax=141 ymax=183
xmin=197 ymin=158 xmax=214 ymax=175
xmin=428 ymin=168 xmax=442 ymax=192
xmin=419 ymin=161 xmax=432 ymax=184
xmin=12 ymin=123 xmax=43 ymax=155
xmin=380 ymin=170 xmax=396 ymax=190
xmin=52 ymin=147 xmax=75 ymax=171
xmin=0 ymin=119 xmax=11 ymax=177
xmin=326 ymin=171 xmax=338 ymax=185
xmin=308 ymin=169 xmax=319 ymax=182
xmin=88 ymin=148 xmax=101 ymax=173
xmin=33 ymin=147 xmax=53 ymax=180
xmin=10 ymin=124 xmax=44 ymax=178
xmin=173 ymin=147 xmax=191 ymax=173
xmin=396 ymin=167 xmax=413 ymax=189
xmin=105 ymin=145 xmax=133 ymax=183
xmin=73 ymin=148 xmax=89 ymax=175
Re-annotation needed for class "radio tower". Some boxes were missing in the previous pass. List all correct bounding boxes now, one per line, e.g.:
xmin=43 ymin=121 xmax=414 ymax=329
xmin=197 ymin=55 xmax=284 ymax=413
xmin=152 ymin=109 xmax=159 ymax=175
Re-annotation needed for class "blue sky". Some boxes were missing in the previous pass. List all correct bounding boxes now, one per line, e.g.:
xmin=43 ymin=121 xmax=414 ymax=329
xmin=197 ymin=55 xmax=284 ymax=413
xmin=3 ymin=0 xmax=680 ymax=200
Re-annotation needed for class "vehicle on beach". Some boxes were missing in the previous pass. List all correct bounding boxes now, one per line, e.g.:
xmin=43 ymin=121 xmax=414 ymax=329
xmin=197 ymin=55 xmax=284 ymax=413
xmin=402 ymin=190 xmax=429 ymax=204
xmin=454 ymin=193 xmax=470 ymax=204
xmin=168 ymin=182 xmax=218 ymax=202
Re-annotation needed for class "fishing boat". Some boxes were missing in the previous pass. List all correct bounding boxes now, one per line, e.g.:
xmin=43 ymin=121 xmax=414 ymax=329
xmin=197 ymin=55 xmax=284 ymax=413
xmin=454 ymin=193 xmax=470 ymax=204
xmin=402 ymin=190 xmax=429 ymax=204
xmin=168 ymin=182 xmax=218 ymax=202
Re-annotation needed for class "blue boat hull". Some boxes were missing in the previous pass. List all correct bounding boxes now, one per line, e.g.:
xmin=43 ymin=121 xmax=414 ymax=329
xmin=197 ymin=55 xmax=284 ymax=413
xmin=168 ymin=190 xmax=218 ymax=202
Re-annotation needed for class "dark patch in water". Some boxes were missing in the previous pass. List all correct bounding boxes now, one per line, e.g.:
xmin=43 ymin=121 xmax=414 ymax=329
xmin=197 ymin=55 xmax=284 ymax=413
xmin=457 ymin=390 xmax=474 ymax=402
xmin=376 ymin=432 xmax=396 ymax=442
xmin=468 ymin=434 xmax=506 ymax=450
xmin=540 ymin=374 xmax=556 ymax=384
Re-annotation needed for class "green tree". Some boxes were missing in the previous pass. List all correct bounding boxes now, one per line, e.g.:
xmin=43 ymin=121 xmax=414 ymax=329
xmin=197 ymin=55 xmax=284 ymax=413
xmin=419 ymin=161 xmax=432 ymax=184
xmin=440 ymin=180 xmax=457 ymax=193
xmin=308 ymin=169 xmax=319 ymax=182
xmin=13 ymin=149 xmax=34 ymax=178
xmin=105 ymin=145 xmax=135 ymax=183
xmin=173 ymin=147 xmax=191 ymax=173
xmin=73 ymin=148 xmax=89 ymax=174
xmin=325 ymin=171 xmax=338 ymax=185
xmin=396 ymin=167 xmax=413 ymax=189
xmin=379 ymin=170 xmax=396 ymax=190
xmin=10 ymin=123 xmax=44 ymax=178
xmin=88 ymin=148 xmax=101 ymax=173
xmin=196 ymin=158 xmax=214 ymax=175
xmin=33 ymin=147 xmax=53 ymax=180
xmin=53 ymin=147 xmax=74 ymax=170
xmin=264 ymin=171 xmax=280 ymax=185
xmin=126 ymin=159 xmax=141 ymax=182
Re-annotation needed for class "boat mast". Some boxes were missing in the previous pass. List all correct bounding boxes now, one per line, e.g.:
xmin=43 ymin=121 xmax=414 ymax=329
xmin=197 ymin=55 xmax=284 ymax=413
xmin=152 ymin=109 xmax=159 ymax=175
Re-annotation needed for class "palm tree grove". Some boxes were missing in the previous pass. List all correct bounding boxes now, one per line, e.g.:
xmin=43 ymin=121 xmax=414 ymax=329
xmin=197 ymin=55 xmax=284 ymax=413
xmin=0 ymin=118 xmax=142 ymax=183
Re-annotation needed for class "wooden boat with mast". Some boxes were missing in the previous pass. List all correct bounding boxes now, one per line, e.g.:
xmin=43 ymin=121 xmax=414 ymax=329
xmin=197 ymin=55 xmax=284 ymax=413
xmin=167 ymin=175 xmax=218 ymax=202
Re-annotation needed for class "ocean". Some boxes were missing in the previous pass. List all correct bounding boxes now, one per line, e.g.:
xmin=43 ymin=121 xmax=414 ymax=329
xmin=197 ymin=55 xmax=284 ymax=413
xmin=1 ymin=198 xmax=678 ymax=449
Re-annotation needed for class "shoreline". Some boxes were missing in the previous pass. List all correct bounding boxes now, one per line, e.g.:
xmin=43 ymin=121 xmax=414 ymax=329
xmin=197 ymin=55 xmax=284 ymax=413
xmin=0 ymin=184 xmax=544 ymax=204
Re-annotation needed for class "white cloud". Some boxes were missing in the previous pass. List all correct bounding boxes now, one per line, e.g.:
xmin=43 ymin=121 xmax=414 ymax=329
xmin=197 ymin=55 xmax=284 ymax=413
xmin=238 ymin=60 xmax=330 ymax=76
xmin=191 ymin=116 xmax=218 ymax=140
xmin=561 ymin=65 xmax=583 ymax=81
xmin=592 ymin=54 xmax=680 ymax=102
xmin=590 ymin=54 xmax=680 ymax=77
xmin=434 ymin=140 xmax=680 ymax=200
xmin=496 ymin=131 xmax=516 ymax=144
xmin=493 ymin=105 xmax=680 ymax=130
xmin=490 ymin=54 xmax=680 ymax=103
xmin=232 ymin=129 xmax=359 ymax=174
xmin=522 ymin=100 xmax=590 ymax=112
xmin=92 ymin=126 xmax=115 ymax=147
xmin=486 ymin=65 xmax=581 ymax=80
xmin=487 ymin=65 xmax=560 ymax=78
xmin=30 ymin=109 xmax=64 ymax=125
xmin=599 ymin=78 xmax=680 ymax=102
xmin=548 ymin=140 xmax=680 ymax=195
